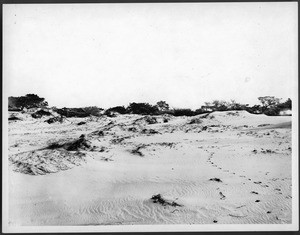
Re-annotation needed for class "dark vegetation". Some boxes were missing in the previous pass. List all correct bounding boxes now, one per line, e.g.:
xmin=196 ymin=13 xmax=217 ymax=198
xmin=104 ymin=106 xmax=127 ymax=116
xmin=8 ymin=115 xmax=21 ymax=121
xmin=77 ymin=121 xmax=86 ymax=126
xmin=54 ymin=108 xmax=90 ymax=118
xmin=112 ymin=97 xmax=291 ymax=116
xmin=151 ymin=194 xmax=182 ymax=207
xmin=54 ymin=106 xmax=103 ymax=118
xmin=46 ymin=134 xmax=91 ymax=151
xmin=9 ymin=95 xmax=292 ymax=117
xmin=209 ymin=178 xmax=222 ymax=182
xmin=45 ymin=116 xmax=64 ymax=124
xmin=9 ymin=94 xmax=48 ymax=110
xmin=131 ymin=146 xmax=144 ymax=157
xmin=31 ymin=109 xmax=52 ymax=118
xmin=126 ymin=102 xmax=159 ymax=115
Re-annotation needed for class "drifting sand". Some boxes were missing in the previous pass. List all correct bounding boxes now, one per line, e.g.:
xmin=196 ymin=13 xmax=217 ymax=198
xmin=7 ymin=111 xmax=292 ymax=225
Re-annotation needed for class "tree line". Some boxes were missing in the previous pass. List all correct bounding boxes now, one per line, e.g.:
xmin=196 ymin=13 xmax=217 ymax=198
xmin=8 ymin=94 xmax=292 ymax=117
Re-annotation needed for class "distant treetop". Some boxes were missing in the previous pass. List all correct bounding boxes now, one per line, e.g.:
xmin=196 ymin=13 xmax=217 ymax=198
xmin=8 ymin=94 xmax=48 ymax=110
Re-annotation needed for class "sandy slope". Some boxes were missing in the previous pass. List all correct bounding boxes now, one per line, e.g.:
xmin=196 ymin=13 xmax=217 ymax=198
xmin=7 ymin=111 xmax=292 ymax=225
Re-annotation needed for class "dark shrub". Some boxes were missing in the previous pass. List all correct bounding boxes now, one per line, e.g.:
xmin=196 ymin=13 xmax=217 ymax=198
xmin=82 ymin=106 xmax=103 ymax=116
xmin=246 ymin=105 xmax=262 ymax=114
xmin=54 ymin=106 xmax=103 ymax=118
xmin=194 ymin=108 xmax=207 ymax=115
xmin=173 ymin=109 xmax=195 ymax=117
xmin=126 ymin=103 xmax=159 ymax=115
xmin=105 ymin=106 xmax=127 ymax=115
xmin=264 ymin=106 xmax=281 ymax=116
xmin=45 ymin=116 xmax=64 ymax=124
xmin=157 ymin=110 xmax=175 ymax=116
xmin=279 ymin=98 xmax=292 ymax=110
xmin=55 ymin=108 xmax=90 ymax=118
xmin=31 ymin=109 xmax=52 ymax=118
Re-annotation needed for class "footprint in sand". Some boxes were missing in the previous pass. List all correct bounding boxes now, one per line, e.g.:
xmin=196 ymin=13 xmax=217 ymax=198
xmin=219 ymin=192 xmax=226 ymax=200
xmin=253 ymin=181 xmax=262 ymax=184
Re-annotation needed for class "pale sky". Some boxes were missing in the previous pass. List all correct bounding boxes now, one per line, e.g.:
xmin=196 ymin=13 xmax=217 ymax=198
xmin=3 ymin=3 xmax=298 ymax=109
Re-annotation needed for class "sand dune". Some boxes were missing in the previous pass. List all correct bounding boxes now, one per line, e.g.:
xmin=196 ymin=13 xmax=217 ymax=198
xmin=7 ymin=110 xmax=292 ymax=226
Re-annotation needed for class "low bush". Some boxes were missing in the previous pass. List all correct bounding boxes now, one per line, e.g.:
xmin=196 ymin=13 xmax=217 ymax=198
xmin=82 ymin=106 xmax=103 ymax=116
xmin=189 ymin=118 xmax=203 ymax=124
xmin=31 ymin=109 xmax=52 ymax=118
xmin=126 ymin=102 xmax=159 ymax=115
xmin=105 ymin=106 xmax=127 ymax=115
xmin=45 ymin=116 xmax=64 ymax=124
xmin=173 ymin=109 xmax=195 ymax=117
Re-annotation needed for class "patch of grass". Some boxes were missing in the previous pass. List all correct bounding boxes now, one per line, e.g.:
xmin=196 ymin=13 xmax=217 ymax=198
xmin=151 ymin=194 xmax=182 ymax=207
xmin=189 ymin=118 xmax=203 ymax=124
xmin=131 ymin=146 xmax=144 ymax=157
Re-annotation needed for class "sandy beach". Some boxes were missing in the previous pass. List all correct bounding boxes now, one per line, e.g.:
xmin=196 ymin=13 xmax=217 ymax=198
xmin=7 ymin=110 xmax=293 ymax=226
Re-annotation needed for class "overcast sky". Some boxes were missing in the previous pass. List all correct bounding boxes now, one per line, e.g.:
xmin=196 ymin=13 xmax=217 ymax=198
xmin=3 ymin=3 xmax=298 ymax=109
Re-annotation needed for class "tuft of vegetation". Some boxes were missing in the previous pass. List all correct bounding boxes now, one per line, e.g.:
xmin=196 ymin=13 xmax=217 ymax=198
xmin=46 ymin=135 xmax=91 ymax=151
xmin=189 ymin=118 xmax=203 ymax=124
xmin=45 ymin=116 xmax=64 ymax=124
xmin=151 ymin=194 xmax=182 ymax=207
xmin=31 ymin=109 xmax=52 ymax=118
xmin=141 ymin=129 xmax=160 ymax=135
xmin=131 ymin=145 xmax=145 ymax=157
xmin=8 ymin=115 xmax=21 ymax=121
xmin=77 ymin=121 xmax=86 ymax=126
xmin=209 ymin=178 xmax=222 ymax=182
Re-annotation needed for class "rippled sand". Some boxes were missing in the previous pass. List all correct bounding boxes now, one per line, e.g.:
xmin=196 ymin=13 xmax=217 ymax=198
xmin=7 ymin=111 xmax=293 ymax=226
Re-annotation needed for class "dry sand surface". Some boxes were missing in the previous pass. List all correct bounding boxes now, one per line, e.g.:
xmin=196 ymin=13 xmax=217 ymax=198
xmin=7 ymin=110 xmax=292 ymax=225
